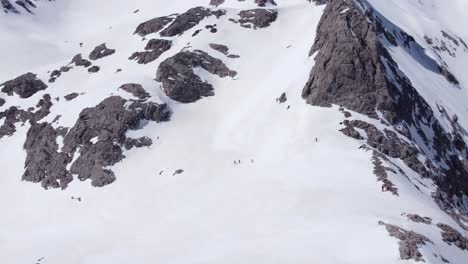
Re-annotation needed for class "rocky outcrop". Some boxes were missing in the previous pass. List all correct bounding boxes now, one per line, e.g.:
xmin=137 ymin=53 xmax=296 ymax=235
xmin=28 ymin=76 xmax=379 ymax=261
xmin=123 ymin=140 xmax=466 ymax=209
xmin=160 ymin=7 xmax=225 ymax=37
xmin=437 ymin=223 xmax=468 ymax=250
xmin=255 ymin=0 xmax=277 ymax=7
xmin=2 ymin=0 xmax=46 ymax=14
xmin=119 ymin=83 xmax=150 ymax=100
xmin=209 ymin=43 xmax=229 ymax=55
xmin=406 ymin=214 xmax=433 ymax=225
xmin=64 ymin=93 xmax=79 ymax=101
xmin=379 ymin=221 xmax=433 ymax=262
xmin=308 ymin=0 xmax=468 ymax=219
xmin=21 ymin=95 xmax=171 ymax=189
xmin=71 ymin=54 xmax=92 ymax=68
xmin=209 ymin=0 xmax=225 ymax=7
xmin=156 ymin=50 xmax=237 ymax=103
xmin=89 ymin=43 xmax=115 ymax=61
xmin=1 ymin=73 xmax=47 ymax=98
xmin=0 ymin=94 xmax=52 ymax=139
xmin=134 ymin=15 xmax=176 ymax=37
xmin=87 ymin=66 xmax=100 ymax=73
xmin=231 ymin=9 xmax=278 ymax=29
xmin=129 ymin=39 xmax=172 ymax=64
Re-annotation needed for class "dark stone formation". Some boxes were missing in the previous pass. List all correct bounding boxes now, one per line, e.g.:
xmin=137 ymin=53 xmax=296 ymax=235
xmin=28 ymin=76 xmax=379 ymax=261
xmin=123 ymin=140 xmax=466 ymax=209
xmin=0 ymin=94 xmax=52 ymax=139
xmin=89 ymin=43 xmax=116 ymax=61
xmin=23 ymin=122 xmax=73 ymax=189
xmin=312 ymin=0 xmax=327 ymax=5
xmin=156 ymin=50 xmax=237 ymax=103
xmin=48 ymin=66 xmax=72 ymax=83
xmin=2 ymin=0 xmax=19 ymax=13
xmin=64 ymin=93 xmax=79 ymax=101
xmin=0 ymin=97 xmax=5 ymax=107
xmin=119 ymin=83 xmax=150 ymax=100
xmin=379 ymin=221 xmax=433 ymax=262
xmin=255 ymin=0 xmax=277 ymax=6
xmin=88 ymin=66 xmax=100 ymax=73
xmin=372 ymin=151 xmax=398 ymax=195
xmin=129 ymin=39 xmax=172 ymax=64
xmin=1 ymin=73 xmax=47 ymax=98
xmin=233 ymin=9 xmax=278 ymax=29
xmin=2 ymin=0 xmax=45 ymax=14
xmin=209 ymin=43 xmax=229 ymax=55
xmin=173 ymin=169 xmax=184 ymax=176
xmin=71 ymin=54 xmax=92 ymax=68
xmin=276 ymin=92 xmax=287 ymax=104
xmin=124 ymin=136 xmax=153 ymax=150
xmin=22 ymin=95 xmax=172 ymax=189
xmin=307 ymin=0 xmax=468 ymax=219
xmin=437 ymin=223 xmax=468 ymax=250
xmin=209 ymin=0 xmax=225 ymax=7
xmin=134 ymin=15 xmax=176 ymax=37
xmin=407 ymin=214 xmax=433 ymax=225
xmin=160 ymin=7 xmax=226 ymax=37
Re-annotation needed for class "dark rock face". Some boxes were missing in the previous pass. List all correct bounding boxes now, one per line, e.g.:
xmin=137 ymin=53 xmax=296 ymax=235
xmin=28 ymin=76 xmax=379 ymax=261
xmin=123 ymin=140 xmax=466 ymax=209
xmin=87 ymin=66 xmax=100 ymax=73
xmin=71 ymin=54 xmax=92 ymax=68
xmin=156 ymin=50 xmax=237 ymax=103
xmin=232 ymin=9 xmax=278 ymax=29
xmin=129 ymin=39 xmax=172 ymax=64
xmin=255 ymin=0 xmax=277 ymax=7
xmin=0 ymin=94 xmax=52 ymax=139
xmin=89 ymin=43 xmax=116 ymax=61
xmin=1 ymin=73 xmax=47 ymax=98
xmin=134 ymin=15 xmax=176 ymax=37
xmin=119 ymin=83 xmax=150 ymax=100
xmin=2 ymin=0 xmax=46 ymax=14
xmin=209 ymin=0 xmax=225 ymax=7
xmin=308 ymin=0 xmax=468 ymax=219
xmin=0 ymin=97 xmax=5 ymax=107
xmin=276 ymin=92 xmax=287 ymax=104
xmin=406 ymin=214 xmax=433 ymax=225
xmin=372 ymin=151 xmax=398 ymax=195
xmin=437 ymin=223 xmax=468 ymax=250
xmin=160 ymin=7 xmax=226 ymax=37
xmin=22 ymin=95 xmax=172 ymax=189
xmin=23 ymin=123 xmax=72 ymax=189
xmin=64 ymin=93 xmax=79 ymax=101
xmin=209 ymin=43 xmax=229 ymax=55
xmin=379 ymin=221 xmax=433 ymax=262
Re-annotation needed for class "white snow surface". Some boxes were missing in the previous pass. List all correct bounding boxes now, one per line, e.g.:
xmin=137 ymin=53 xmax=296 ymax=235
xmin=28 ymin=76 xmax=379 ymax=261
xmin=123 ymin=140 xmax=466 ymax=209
xmin=0 ymin=0 xmax=467 ymax=263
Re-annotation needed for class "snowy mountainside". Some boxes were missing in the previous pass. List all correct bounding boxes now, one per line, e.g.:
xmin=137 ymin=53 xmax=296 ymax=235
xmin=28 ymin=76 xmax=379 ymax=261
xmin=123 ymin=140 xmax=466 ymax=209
xmin=1 ymin=0 xmax=468 ymax=263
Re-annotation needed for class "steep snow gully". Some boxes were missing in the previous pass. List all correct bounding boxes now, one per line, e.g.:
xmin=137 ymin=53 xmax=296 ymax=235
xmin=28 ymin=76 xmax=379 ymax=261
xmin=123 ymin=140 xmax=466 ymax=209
xmin=1 ymin=0 xmax=468 ymax=263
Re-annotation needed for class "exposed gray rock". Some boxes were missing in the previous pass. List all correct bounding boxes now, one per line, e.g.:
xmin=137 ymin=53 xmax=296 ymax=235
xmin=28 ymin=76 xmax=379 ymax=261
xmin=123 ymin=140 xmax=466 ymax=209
xmin=255 ymin=0 xmax=277 ymax=7
xmin=119 ymin=83 xmax=150 ymax=100
xmin=0 ymin=94 xmax=52 ymax=139
xmin=129 ymin=39 xmax=172 ymax=64
xmin=379 ymin=221 xmax=433 ymax=262
xmin=156 ymin=50 xmax=237 ymax=103
xmin=134 ymin=15 xmax=176 ymax=37
xmin=209 ymin=43 xmax=229 ymax=55
xmin=407 ymin=214 xmax=433 ymax=225
xmin=209 ymin=0 xmax=225 ymax=7
xmin=276 ymin=93 xmax=287 ymax=104
xmin=1 ymin=73 xmax=47 ymax=98
xmin=124 ymin=136 xmax=152 ymax=150
xmin=89 ymin=43 xmax=116 ymax=60
xmin=64 ymin=93 xmax=79 ymax=101
xmin=71 ymin=54 xmax=92 ymax=68
xmin=23 ymin=122 xmax=72 ymax=189
xmin=88 ymin=66 xmax=100 ymax=73
xmin=233 ymin=9 xmax=278 ymax=29
xmin=306 ymin=0 xmax=468 ymax=217
xmin=437 ymin=223 xmax=468 ymax=250
xmin=0 ymin=97 xmax=5 ymax=107
xmin=160 ymin=7 xmax=226 ymax=37
xmin=372 ymin=151 xmax=398 ymax=195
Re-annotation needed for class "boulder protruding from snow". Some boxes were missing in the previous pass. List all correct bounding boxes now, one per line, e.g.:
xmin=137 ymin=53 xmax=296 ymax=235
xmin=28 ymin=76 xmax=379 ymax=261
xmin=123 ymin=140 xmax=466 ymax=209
xmin=129 ymin=39 xmax=172 ymax=64
xmin=1 ymin=73 xmax=48 ymax=98
xmin=160 ymin=7 xmax=226 ymax=37
xmin=89 ymin=43 xmax=116 ymax=61
xmin=156 ymin=50 xmax=237 ymax=103
xmin=231 ymin=9 xmax=278 ymax=29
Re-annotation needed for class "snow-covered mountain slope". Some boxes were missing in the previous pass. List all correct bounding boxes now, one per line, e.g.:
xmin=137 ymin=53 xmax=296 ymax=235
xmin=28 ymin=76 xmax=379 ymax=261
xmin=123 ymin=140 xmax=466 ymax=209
xmin=1 ymin=0 xmax=467 ymax=263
